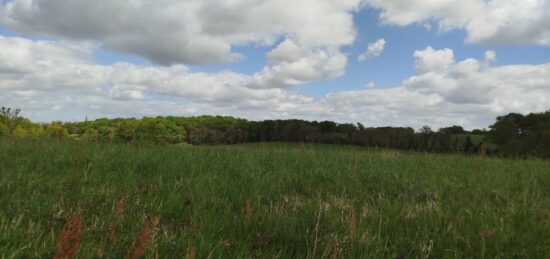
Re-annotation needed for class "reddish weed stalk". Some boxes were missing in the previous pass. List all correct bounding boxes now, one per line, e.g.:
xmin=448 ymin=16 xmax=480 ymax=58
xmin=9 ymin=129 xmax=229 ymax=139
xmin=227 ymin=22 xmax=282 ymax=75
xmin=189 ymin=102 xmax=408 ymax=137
xmin=124 ymin=216 xmax=160 ymax=259
xmin=244 ymin=199 xmax=252 ymax=223
xmin=54 ymin=210 xmax=84 ymax=259
xmin=349 ymin=212 xmax=357 ymax=240
xmin=109 ymin=196 xmax=127 ymax=250
xmin=185 ymin=246 xmax=196 ymax=259
xmin=330 ymin=243 xmax=339 ymax=259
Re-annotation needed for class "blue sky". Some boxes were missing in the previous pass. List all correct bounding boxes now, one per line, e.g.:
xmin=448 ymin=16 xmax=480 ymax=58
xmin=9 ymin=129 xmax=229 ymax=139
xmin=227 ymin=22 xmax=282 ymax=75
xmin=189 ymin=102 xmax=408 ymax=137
xmin=299 ymin=8 xmax=550 ymax=97
xmin=0 ymin=0 xmax=549 ymax=129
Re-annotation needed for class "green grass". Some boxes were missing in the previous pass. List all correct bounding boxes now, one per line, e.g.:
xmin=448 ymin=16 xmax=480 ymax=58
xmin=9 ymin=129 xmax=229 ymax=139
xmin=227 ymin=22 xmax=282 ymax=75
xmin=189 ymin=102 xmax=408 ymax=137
xmin=0 ymin=139 xmax=549 ymax=258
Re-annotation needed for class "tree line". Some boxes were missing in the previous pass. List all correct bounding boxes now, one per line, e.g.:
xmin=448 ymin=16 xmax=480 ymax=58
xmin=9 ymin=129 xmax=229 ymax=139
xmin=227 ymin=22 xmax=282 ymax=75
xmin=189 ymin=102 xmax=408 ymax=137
xmin=1 ymin=107 xmax=549 ymax=158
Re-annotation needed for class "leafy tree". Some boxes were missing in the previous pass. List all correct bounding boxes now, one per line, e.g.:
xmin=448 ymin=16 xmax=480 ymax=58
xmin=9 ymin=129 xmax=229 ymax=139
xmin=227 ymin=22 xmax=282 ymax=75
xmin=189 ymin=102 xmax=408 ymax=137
xmin=419 ymin=126 xmax=433 ymax=134
xmin=438 ymin=125 xmax=465 ymax=135
xmin=487 ymin=111 xmax=550 ymax=157
xmin=471 ymin=129 xmax=487 ymax=135
xmin=13 ymin=127 xmax=28 ymax=138
xmin=116 ymin=119 xmax=139 ymax=142
xmin=0 ymin=107 xmax=24 ymax=137
xmin=136 ymin=117 xmax=184 ymax=144
xmin=47 ymin=124 xmax=69 ymax=139
xmin=81 ymin=128 xmax=100 ymax=142
xmin=0 ymin=121 xmax=7 ymax=136
xmin=319 ymin=121 xmax=337 ymax=133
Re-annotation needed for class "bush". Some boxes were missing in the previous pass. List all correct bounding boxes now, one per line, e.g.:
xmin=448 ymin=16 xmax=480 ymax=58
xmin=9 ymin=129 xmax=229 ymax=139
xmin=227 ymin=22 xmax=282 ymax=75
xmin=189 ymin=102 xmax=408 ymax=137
xmin=47 ymin=124 xmax=69 ymax=139
xmin=0 ymin=122 xmax=7 ymax=136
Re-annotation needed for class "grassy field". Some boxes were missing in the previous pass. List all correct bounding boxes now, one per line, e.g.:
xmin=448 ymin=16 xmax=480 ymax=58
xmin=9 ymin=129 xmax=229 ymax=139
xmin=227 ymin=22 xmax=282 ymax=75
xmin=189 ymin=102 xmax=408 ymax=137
xmin=0 ymin=139 xmax=549 ymax=258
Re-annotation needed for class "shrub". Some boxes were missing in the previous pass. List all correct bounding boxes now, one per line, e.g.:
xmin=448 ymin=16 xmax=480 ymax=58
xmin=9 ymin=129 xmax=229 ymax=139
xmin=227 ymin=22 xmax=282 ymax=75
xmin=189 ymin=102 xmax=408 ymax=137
xmin=47 ymin=124 xmax=69 ymax=139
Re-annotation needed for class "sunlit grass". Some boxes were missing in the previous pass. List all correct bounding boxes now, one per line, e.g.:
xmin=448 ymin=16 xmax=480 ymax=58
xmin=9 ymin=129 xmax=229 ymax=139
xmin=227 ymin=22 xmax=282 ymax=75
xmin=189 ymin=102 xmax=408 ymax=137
xmin=0 ymin=139 xmax=549 ymax=258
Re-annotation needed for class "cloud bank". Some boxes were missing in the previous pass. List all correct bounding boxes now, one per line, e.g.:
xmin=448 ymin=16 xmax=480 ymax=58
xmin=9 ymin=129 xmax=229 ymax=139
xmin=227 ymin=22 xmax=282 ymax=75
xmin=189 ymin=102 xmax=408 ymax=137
xmin=0 ymin=35 xmax=548 ymax=129
xmin=367 ymin=0 xmax=550 ymax=45
xmin=0 ymin=0 xmax=361 ymax=65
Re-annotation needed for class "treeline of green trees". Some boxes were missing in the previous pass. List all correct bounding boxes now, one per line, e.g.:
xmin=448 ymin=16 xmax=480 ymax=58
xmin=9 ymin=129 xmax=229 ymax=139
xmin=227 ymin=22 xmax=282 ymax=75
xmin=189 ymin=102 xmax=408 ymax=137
xmin=487 ymin=112 xmax=550 ymax=158
xmin=1 ymin=107 xmax=549 ymax=158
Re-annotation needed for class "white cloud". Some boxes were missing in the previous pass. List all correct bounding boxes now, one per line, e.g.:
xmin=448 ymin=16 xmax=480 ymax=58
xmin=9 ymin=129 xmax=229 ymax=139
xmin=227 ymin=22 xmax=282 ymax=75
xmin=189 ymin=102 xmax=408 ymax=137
xmin=328 ymin=46 xmax=550 ymax=128
xmin=366 ymin=0 xmax=550 ymax=45
xmin=358 ymin=38 xmax=386 ymax=62
xmin=267 ymin=39 xmax=304 ymax=62
xmin=251 ymin=48 xmax=347 ymax=88
xmin=0 ymin=0 xmax=362 ymax=65
xmin=0 ymin=0 xmax=364 ymax=91
xmin=404 ymin=47 xmax=549 ymax=108
xmin=484 ymin=50 xmax=496 ymax=63
xmin=413 ymin=47 xmax=455 ymax=74
xmin=110 ymin=85 xmax=145 ymax=101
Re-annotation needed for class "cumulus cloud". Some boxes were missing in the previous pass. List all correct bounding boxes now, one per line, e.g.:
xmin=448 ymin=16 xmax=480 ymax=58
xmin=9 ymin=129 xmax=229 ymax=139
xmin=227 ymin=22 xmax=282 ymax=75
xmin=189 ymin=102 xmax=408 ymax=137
xmin=366 ymin=0 xmax=550 ymax=45
xmin=358 ymin=38 xmax=386 ymax=62
xmin=0 ymin=0 xmax=361 ymax=65
xmin=252 ymin=48 xmax=347 ymax=88
xmin=413 ymin=47 xmax=455 ymax=74
xmin=484 ymin=50 xmax=496 ymax=63
xmin=267 ymin=39 xmax=304 ymax=62
xmin=404 ymin=46 xmax=549 ymax=106
xmin=325 ymin=46 xmax=550 ymax=128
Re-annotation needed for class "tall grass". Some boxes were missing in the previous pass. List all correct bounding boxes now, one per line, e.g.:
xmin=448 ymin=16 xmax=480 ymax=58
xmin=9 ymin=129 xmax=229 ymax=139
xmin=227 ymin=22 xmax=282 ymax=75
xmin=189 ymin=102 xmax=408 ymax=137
xmin=0 ymin=139 xmax=549 ymax=258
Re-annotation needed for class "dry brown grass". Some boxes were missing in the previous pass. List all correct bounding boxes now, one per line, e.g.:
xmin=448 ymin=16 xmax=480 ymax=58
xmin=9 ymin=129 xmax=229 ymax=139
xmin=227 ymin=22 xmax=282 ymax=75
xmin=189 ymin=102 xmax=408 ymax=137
xmin=185 ymin=246 xmax=196 ymax=259
xmin=478 ymin=143 xmax=487 ymax=157
xmin=349 ymin=211 xmax=357 ymax=240
xmin=53 ymin=210 xmax=84 ymax=259
xmin=330 ymin=242 xmax=339 ymax=259
xmin=109 ymin=196 xmax=127 ymax=250
xmin=402 ymin=200 xmax=440 ymax=220
xmin=124 ymin=216 xmax=160 ymax=259
xmin=244 ymin=199 xmax=252 ymax=223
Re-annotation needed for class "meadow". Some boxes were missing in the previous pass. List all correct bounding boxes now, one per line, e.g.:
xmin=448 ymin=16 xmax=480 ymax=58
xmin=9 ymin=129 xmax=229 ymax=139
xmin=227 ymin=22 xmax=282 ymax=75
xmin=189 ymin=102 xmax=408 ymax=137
xmin=0 ymin=139 xmax=549 ymax=258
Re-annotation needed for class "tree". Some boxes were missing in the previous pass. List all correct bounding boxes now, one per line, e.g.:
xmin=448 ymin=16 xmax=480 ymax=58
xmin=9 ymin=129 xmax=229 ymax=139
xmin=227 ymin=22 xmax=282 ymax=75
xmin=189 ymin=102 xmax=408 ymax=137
xmin=438 ymin=125 xmax=465 ymax=135
xmin=419 ymin=126 xmax=433 ymax=134
xmin=47 ymin=124 xmax=69 ymax=139
xmin=135 ymin=117 xmax=184 ymax=144
xmin=0 ymin=121 xmax=7 ymax=136
xmin=0 ymin=107 xmax=24 ymax=137
xmin=116 ymin=119 xmax=139 ymax=142
xmin=487 ymin=111 xmax=550 ymax=157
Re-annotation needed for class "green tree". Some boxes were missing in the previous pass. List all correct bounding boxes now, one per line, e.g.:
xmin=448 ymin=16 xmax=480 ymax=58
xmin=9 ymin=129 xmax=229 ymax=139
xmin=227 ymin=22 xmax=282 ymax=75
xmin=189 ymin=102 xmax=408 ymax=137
xmin=419 ymin=126 xmax=433 ymax=134
xmin=46 ymin=124 xmax=69 ymax=139
xmin=0 ymin=107 xmax=24 ymax=137
xmin=438 ymin=125 xmax=465 ymax=134
xmin=0 ymin=121 xmax=7 ymax=136
xmin=136 ymin=117 xmax=184 ymax=144
xmin=116 ymin=119 xmax=139 ymax=142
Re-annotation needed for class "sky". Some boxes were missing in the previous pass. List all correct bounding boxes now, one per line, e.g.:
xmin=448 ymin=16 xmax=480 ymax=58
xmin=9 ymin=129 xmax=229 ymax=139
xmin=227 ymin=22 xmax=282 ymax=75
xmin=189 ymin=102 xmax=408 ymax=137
xmin=0 ymin=0 xmax=549 ymax=130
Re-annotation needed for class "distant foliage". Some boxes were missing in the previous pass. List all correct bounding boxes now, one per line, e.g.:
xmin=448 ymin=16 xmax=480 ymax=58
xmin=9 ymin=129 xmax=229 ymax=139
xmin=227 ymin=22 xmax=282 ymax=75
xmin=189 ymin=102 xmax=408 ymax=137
xmin=0 ymin=107 xmax=23 ymax=137
xmin=47 ymin=124 xmax=69 ymax=139
xmin=487 ymin=111 xmax=550 ymax=158
xmin=0 ymin=121 xmax=8 ymax=136
xmin=2 ymin=106 xmax=549 ymax=158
